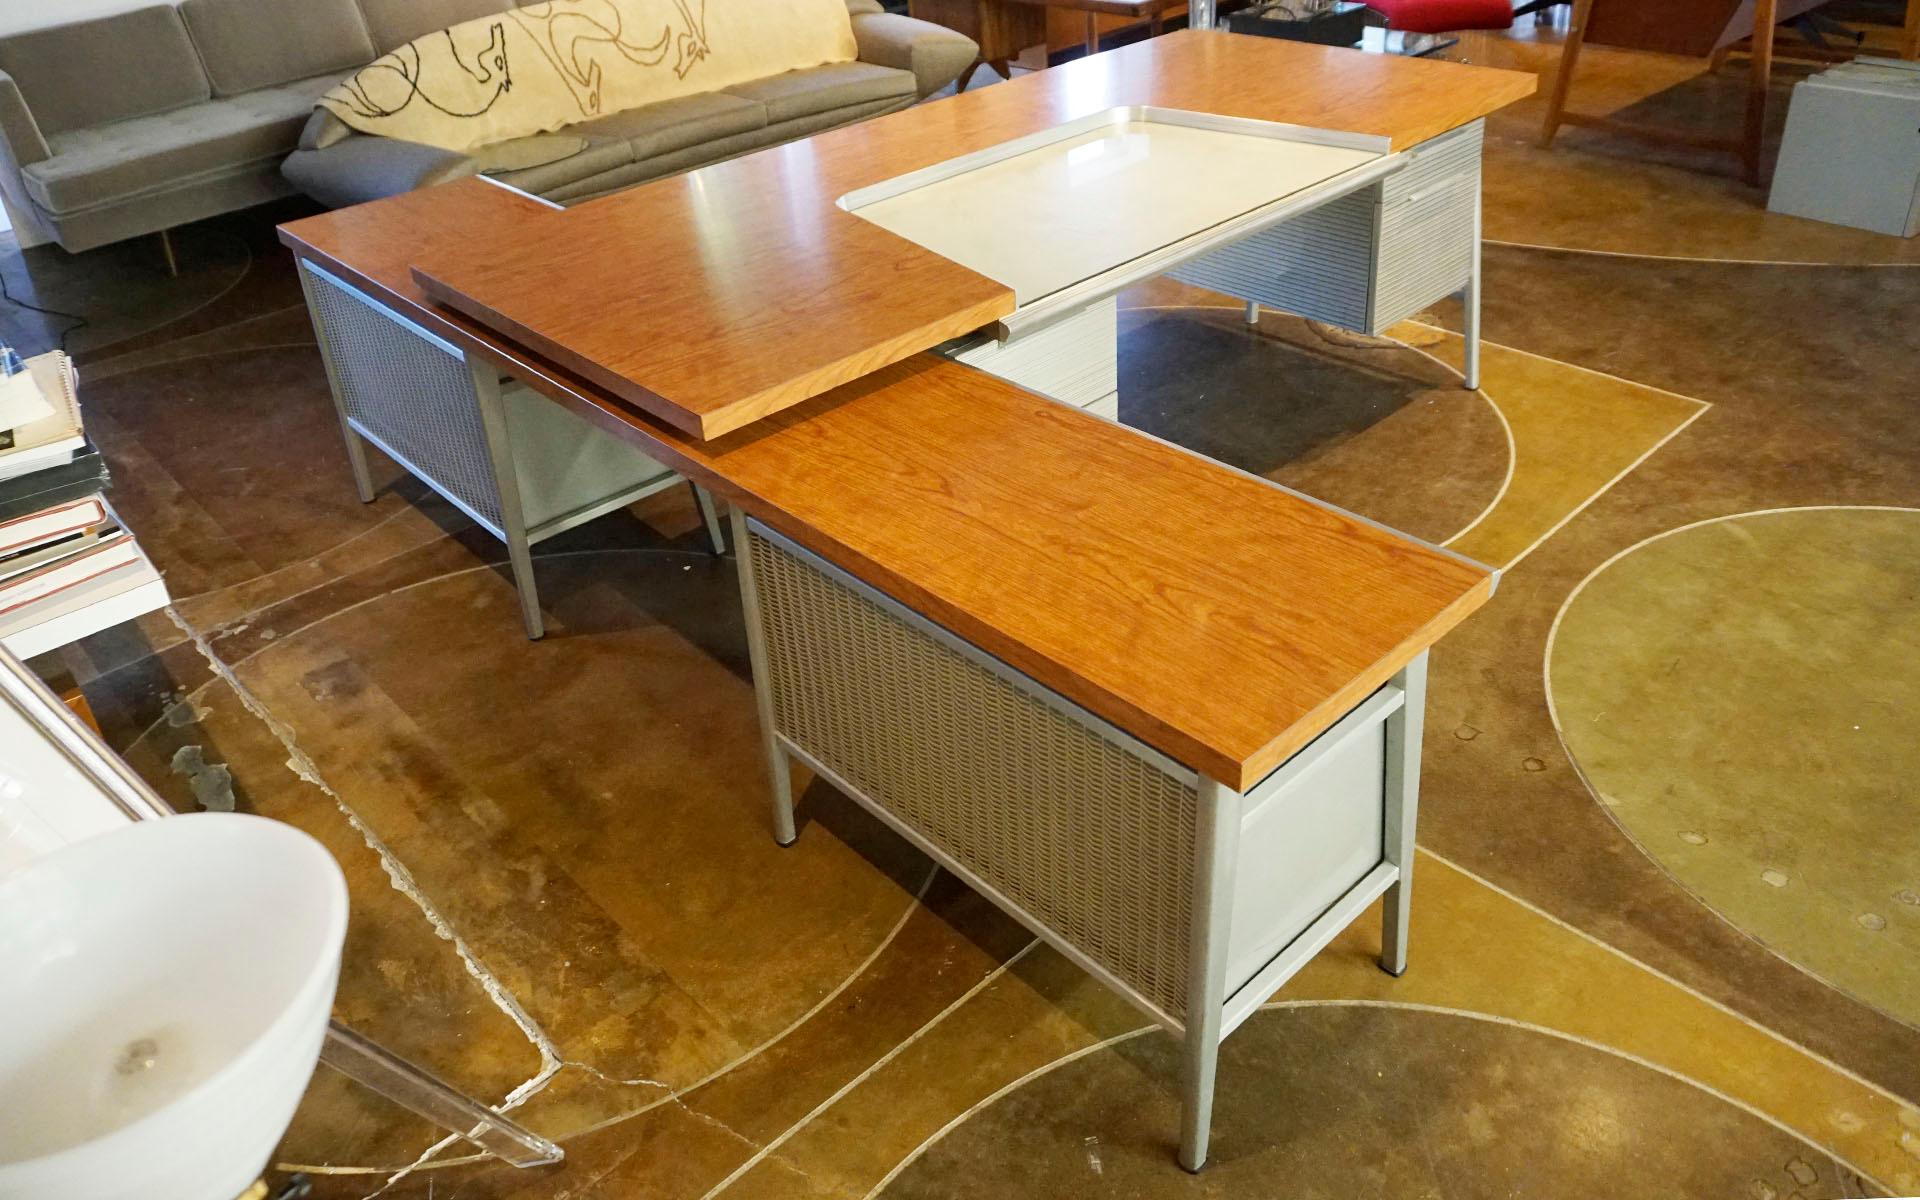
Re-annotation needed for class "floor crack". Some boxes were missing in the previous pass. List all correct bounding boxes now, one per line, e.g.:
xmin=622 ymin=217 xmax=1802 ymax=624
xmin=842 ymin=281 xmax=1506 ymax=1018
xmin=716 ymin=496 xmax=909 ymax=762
xmin=168 ymin=609 xmax=571 ymax=1176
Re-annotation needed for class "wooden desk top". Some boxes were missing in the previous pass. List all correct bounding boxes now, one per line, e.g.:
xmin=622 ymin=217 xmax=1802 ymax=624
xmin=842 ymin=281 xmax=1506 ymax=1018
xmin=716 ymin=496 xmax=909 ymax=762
xmin=407 ymin=31 xmax=1533 ymax=440
xmin=281 ymin=180 xmax=1494 ymax=791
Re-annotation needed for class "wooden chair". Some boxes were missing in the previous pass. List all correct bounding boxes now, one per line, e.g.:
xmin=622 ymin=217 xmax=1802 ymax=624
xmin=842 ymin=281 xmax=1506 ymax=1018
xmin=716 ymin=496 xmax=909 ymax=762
xmin=1538 ymin=0 xmax=1822 ymax=187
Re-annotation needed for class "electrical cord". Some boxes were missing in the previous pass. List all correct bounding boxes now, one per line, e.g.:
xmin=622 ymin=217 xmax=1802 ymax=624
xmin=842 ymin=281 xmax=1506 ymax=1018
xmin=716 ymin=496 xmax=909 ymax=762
xmin=0 ymin=244 xmax=89 ymax=353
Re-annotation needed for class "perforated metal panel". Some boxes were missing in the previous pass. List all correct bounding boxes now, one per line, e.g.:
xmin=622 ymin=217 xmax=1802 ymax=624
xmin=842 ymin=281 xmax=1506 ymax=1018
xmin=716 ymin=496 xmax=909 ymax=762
xmin=302 ymin=264 xmax=504 ymax=530
xmin=746 ymin=526 xmax=1201 ymax=1020
xmin=1168 ymin=120 xmax=1484 ymax=335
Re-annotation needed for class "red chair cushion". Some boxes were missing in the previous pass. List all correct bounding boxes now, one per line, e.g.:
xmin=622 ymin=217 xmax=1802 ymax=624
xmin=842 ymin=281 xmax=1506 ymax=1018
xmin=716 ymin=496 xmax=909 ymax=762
xmin=1369 ymin=0 xmax=1513 ymax=32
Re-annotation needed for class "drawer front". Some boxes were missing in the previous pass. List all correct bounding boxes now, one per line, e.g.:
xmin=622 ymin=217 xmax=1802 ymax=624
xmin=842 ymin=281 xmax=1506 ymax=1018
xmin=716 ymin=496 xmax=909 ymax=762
xmin=1370 ymin=122 xmax=1482 ymax=332
xmin=1166 ymin=186 xmax=1376 ymax=332
xmin=1225 ymin=701 xmax=1389 ymax=992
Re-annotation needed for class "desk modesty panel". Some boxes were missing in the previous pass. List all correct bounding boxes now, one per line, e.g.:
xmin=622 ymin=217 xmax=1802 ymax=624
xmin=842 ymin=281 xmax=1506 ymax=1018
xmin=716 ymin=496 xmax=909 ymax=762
xmin=408 ymin=32 xmax=1533 ymax=440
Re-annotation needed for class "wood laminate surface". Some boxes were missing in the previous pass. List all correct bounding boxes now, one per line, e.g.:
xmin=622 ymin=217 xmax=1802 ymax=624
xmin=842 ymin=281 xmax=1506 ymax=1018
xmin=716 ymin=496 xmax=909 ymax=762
xmin=281 ymin=180 xmax=1494 ymax=791
xmin=410 ymin=31 xmax=1533 ymax=440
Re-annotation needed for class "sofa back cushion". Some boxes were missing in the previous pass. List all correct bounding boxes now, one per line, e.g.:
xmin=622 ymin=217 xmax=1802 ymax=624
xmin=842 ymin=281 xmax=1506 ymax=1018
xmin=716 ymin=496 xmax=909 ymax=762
xmin=181 ymin=0 xmax=376 ymax=96
xmin=0 ymin=7 xmax=210 ymax=136
xmin=320 ymin=0 xmax=858 ymax=154
xmin=357 ymin=0 xmax=516 ymax=54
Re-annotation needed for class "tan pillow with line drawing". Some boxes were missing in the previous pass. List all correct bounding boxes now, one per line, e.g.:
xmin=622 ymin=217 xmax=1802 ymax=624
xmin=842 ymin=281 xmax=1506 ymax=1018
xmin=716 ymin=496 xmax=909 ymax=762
xmin=318 ymin=0 xmax=858 ymax=154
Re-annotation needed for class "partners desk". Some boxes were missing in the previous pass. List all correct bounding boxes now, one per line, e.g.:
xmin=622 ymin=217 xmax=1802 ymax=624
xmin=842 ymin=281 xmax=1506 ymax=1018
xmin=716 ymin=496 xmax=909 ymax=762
xmin=281 ymin=32 xmax=1527 ymax=1171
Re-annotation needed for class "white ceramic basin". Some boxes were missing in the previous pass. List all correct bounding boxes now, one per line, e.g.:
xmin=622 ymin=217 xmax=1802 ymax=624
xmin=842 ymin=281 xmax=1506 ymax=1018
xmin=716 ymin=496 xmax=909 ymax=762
xmin=0 ymin=813 xmax=347 ymax=1200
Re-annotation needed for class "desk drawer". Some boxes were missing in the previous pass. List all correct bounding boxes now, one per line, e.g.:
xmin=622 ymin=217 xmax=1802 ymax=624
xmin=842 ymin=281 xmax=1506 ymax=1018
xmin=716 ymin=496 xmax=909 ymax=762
xmin=1225 ymin=684 xmax=1398 ymax=993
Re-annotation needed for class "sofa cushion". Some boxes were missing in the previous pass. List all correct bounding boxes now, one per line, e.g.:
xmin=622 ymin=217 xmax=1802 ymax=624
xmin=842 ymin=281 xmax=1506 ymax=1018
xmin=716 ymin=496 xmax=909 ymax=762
xmin=570 ymin=93 xmax=766 ymax=162
xmin=281 ymin=136 xmax=476 ymax=209
xmin=722 ymin=62 xmax=915 ymax=125
xmin=358 ymin=0 xmax=515 ymax=54
xmin=488 ymin=134 xmax=634 ymax=194
xmin=0 ymin=7 xmax=210 ymax=136
xmin=181 ymin=0 xmax=375 ymax=97
xmin=22 ymin=75 xmax=335 ymax=214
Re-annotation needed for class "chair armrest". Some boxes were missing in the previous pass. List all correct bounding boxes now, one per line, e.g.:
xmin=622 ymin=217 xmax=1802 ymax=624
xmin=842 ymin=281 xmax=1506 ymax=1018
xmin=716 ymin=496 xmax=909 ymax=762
xmin=0 ymin=69 xmax=50 ymax=170
xmin=851 ymin=11 xmax=979 ymax=99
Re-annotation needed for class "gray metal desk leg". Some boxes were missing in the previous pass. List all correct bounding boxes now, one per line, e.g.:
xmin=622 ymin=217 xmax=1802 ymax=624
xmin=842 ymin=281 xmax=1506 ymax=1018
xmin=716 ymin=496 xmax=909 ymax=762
xmin=468 ymin=362 xmax=545 ymax=641
xmin=1243 ymin=300 xmax=1260 ymax=327
xmin=1461 ymin=188 xmax=1484 ymax=392
xmin=298 ymin=270 xmax=378 ymax=504
xmin=1179 ymin=777 xmax=1243 ymax=1173
xmin=1379 ymin=651 xmax=1429 ymax=976
xmin=693 ymin=484 xmax=727 ymax=556
xmin=731 ymin=507 xmax=797 ymax=845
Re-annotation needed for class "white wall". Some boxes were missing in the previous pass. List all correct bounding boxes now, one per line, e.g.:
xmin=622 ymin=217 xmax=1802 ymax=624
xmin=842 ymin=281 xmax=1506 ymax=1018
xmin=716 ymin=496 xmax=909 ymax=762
xmin=0 ymin=0 xmax=152 ymax=36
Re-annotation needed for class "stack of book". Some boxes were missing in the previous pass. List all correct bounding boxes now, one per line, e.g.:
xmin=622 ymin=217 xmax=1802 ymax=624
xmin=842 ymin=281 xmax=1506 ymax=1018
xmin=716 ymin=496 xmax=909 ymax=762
xmin=0 ymin=352 xmax=168 ymax=659
xmin=0 ymin=495 xmax=166 ymax=660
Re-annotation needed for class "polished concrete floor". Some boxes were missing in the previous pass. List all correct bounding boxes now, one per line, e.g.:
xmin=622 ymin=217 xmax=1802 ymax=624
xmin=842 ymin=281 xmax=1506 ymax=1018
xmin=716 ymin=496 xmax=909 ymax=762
xmin=6 ymin=13 xmax=1919 ymax=1197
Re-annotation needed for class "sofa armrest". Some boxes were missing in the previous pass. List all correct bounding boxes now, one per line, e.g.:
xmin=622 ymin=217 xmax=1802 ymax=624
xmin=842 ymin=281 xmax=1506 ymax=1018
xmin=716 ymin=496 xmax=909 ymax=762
xmin=0 ymin=69 xmax=50 ymax=170
xmin=282 ymin=134 xmax=477 ymax=209
xmin=850 ymin=12 xmax=979 ymax=99
xmin=298 ymin=107 xmax=354 ymax=153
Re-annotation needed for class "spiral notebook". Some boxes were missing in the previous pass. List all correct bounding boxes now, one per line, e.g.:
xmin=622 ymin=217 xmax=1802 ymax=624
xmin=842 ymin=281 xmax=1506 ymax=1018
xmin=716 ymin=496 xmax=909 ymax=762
xmin=0 ymin=353 xmax=85 ymax=482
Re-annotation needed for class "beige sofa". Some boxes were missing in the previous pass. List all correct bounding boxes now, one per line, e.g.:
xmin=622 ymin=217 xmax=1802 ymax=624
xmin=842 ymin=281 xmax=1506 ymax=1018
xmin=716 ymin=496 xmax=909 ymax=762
xmin=0 ymin=0 xmax=975 ymax=254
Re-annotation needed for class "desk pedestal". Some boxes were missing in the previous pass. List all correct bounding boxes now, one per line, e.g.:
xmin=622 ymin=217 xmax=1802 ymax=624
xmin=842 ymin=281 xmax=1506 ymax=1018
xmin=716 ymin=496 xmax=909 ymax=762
xmin=939 ymin=121 xmax=1486 ymax=414
xmin=734 ymin=512 xmax=1428 ymax=1171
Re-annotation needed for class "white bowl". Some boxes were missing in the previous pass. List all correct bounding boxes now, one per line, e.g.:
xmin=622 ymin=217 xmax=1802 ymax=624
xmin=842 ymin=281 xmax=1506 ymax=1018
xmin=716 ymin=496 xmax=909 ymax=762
xmin=0 ymin=813 xmax=348 ymax=1200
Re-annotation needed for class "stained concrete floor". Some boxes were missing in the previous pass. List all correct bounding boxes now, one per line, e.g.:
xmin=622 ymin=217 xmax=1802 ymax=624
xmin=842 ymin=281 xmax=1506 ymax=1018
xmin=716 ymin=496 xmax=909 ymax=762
xmin=6 ymin=15 xmax=1920 ymax=1197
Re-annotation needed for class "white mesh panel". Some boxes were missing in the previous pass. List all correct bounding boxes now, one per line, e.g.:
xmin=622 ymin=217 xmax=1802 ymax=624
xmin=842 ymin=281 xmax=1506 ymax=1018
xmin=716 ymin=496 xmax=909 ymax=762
xmin=748 ymin=527 xmax=1200 ymax=1019
xmin=304 ymin=266 xmax=504 ymax=528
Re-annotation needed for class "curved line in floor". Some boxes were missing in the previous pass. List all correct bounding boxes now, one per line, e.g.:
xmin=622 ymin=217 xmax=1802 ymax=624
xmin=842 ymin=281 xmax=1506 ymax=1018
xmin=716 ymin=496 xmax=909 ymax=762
xmin=860 ymin=998 xmax=1889 ymax=1199
xmin=1540 ymin=505 xmax=1920 ymax=1037
xmin=69 ymin=230 xmax=257 ymax=360
xmin=283 ymin=862 xmax=944 ymax=1179
xmin=147 ymin=547 xmax=950 ymax=1178
xmin=1113 ymin=302 xmax=1515 ymax=549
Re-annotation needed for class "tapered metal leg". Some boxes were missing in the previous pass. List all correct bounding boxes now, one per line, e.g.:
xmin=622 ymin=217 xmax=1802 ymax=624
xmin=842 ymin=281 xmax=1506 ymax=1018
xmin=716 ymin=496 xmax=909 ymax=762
xmin=732 ymin=508 xmax=797 ymax=845
xmin=158 ymin=228 xmax=178 ymax=277
xmin=470 ymin=363 xmax=544 ymax=640
xmin=340 ymin=428 xmax=376 ymax=503
xmin=1243 ymin=300 xmax=1260 ymax=326
xmin=1380 ymin=652 xmax=1429 ymax=976
xmin=1461 ymin=187 xmax=1483 ymax=392
xmin=1179 ymin=778 xmax=1242 ymax=1172
xmin=298 ymin=268 xmax=378 ymax=504
xmin=693 ymin=483 xmax=727 ymax=555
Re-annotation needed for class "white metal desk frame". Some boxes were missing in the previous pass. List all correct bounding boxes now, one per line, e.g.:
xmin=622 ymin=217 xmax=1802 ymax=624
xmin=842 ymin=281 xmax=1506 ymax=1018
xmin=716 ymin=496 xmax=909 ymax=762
xmin=843 ymin=108 xmax=1487 ymax=416
xmin=731 ymin=508 xmax=1434 ymax=1173
xmin=299 ymin=262 xmax=727 ymax=641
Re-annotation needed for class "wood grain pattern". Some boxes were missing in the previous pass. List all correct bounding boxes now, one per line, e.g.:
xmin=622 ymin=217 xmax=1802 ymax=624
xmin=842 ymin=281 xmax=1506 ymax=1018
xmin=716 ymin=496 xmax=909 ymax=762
xmin=282 ymin=180 xmax=1493 ymax=790
xmin=411 ymin=31 xmax=1533 ymax=441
